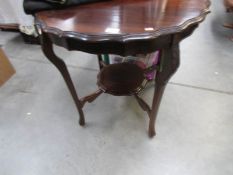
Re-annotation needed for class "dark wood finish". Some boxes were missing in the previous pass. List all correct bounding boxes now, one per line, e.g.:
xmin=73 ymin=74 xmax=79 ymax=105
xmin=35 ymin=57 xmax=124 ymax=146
xmin=134 ymin=94 xmax=151 ymax=117
xmin=97 ymin=63 xmax=145 ymax=96
xmin=35 ymin=0 xmax=210 ymax=55
xmin=40 ymin=32 xmax=85 ymax=125
xmin=80 ymin=89 xmax=103 ymax=108
xmin=0 ymin=23 xmax=19 ymax=32
xmin=97 ymin=55 xmax=104 ymax=69
xmin=148 ymin=39 xmax=180 ymax=137
xmin=35 ymin=0 xmax=210 ymax=138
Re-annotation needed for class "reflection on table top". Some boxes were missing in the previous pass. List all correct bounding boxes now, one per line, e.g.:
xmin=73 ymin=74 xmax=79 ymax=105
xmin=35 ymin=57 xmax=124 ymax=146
xmin=36 ymin=0 xmax=210 ymax=36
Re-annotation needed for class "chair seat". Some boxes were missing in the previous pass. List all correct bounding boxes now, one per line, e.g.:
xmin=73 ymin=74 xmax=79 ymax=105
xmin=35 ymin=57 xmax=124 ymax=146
xmin=97 ymin=63 xmax=145 ymax=96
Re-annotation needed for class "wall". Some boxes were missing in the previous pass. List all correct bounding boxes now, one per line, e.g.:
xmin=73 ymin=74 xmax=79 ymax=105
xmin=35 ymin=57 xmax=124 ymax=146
xmin=0 ymin=0 xmax=33 ymax=26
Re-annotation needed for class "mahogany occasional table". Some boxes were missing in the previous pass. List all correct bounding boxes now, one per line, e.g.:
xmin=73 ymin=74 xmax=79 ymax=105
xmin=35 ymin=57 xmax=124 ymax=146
xmin=35 ymin=0 xmax=210 ymax=138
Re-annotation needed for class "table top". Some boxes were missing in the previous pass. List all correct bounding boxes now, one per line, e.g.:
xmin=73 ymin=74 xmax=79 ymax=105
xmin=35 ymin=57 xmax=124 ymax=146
xmin=36 ymin=0 xmax=210 ymax=55
xmin=36 ymin=0 xmax=210 ymax=38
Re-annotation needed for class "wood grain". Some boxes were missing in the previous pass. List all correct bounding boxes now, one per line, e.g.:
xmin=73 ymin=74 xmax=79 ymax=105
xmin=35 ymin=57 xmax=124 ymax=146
xmin=35 ymin=0 xmax=210 ymax=55
xmin=36 ymin=0 xmax=210 ymax=137
xmin=36 ymin=0 xmax=210 ymax=39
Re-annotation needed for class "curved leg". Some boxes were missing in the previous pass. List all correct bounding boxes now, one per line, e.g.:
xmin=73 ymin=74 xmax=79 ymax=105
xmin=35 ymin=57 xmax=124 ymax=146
xmin=148 ymin=43 xmax=180 ymax=137
xmin=40 ymin=33 xmax=85 ymax=125
xmin=148 ymin=85 xmax=166 ymax=137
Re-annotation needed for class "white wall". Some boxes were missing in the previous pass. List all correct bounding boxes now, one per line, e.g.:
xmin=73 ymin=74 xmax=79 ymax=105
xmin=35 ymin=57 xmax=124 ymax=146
xmin=0 ymin=0 xmax=33 ymax=26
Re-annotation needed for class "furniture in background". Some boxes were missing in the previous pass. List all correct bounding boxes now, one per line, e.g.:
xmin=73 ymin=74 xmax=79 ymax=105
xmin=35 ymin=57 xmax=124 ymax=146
xmin=35 ymin=0 xmax=210 ymax=138
xmin=23 ymin=0 xmax=110 ymax=14
xmin=225 ymin=0 xmax=233 ymax=12
xmin=0 ymin=48 xmax=15 ymax=86
xmin=224 ymin=0 xmax=233 ymax=40
xmin=0 ymin=0 xmax=33 ymax=29
xmin=0 ymin=1 xmax=38 ymax=44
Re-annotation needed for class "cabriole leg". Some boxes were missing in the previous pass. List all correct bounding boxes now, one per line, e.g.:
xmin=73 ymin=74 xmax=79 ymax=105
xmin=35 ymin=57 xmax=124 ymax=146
xmin=149 ymin=43 xmax=180 ymax=138
xmin=40 ymin=33 xmax=85 ymax=125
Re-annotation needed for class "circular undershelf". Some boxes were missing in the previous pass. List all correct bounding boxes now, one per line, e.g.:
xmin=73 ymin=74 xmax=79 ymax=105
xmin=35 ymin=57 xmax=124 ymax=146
xmin=97 ymin=62 xmax=146 ymax=96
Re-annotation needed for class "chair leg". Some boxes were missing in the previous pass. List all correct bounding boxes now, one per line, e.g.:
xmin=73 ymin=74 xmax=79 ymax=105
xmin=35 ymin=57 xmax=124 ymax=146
xmin=40 ymin=33 xmax=85 ymax=125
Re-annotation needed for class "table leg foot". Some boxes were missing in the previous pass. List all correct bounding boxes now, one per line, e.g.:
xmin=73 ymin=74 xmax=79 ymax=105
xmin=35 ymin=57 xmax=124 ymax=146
xmin=148 ymin=128 xmax=156 ymax=138
xmin=79 ymin=116 xmax=85 ymax=126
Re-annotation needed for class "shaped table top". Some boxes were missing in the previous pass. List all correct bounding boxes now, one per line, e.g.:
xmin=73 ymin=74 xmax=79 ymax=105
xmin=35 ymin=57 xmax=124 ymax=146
xmin=36 ymin=0 xmax=210 ymax=39
xmin=36 ymin=0 xmax=210 ymax=55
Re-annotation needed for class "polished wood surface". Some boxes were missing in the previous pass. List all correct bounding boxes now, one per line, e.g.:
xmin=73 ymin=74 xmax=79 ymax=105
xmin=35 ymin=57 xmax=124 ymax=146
xmin=0 ymin=23 xmax=19 ymax=32
xmin=36 ymin=0 xmax=210 ymax=40
xmin=36 ymin=0 xmax=210 ymax=55
xmin=36 ymin=0 xmax=210 ymax=137
xmin=97 ymin=63 xmax=145 ymax=96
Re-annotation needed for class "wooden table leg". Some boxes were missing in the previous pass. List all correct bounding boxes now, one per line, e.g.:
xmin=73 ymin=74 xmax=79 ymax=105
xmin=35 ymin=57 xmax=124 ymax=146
xmin=148 ymin=43 xmax=180 ymax=137
xmin=97 ymin=54 xmax=103 ymax=69
xmin=40 ymin=33 xmax=85 ymax=125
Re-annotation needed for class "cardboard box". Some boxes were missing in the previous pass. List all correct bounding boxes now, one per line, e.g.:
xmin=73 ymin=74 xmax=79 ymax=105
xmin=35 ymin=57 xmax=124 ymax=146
xmin=0 ymin=48 xmax=15 ymax=86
